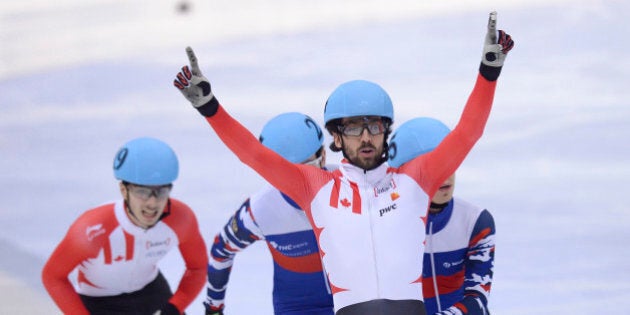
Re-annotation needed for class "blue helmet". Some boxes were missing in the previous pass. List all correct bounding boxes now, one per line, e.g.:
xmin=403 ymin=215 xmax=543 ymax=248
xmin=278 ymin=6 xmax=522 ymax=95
xmin=113 ymin=137 xmax=179 ymax=185
xmin=388 ymin=117 xmax=451 ymax=168
xmin=259 ymin=112 xmax=324 ymax=163
xmin=324 ymin=80 xmax=394 ymax=124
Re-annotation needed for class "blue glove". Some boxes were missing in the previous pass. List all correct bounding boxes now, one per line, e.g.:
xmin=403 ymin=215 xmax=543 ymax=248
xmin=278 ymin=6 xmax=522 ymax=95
xmin=173 ymin=47 xmax=219 ymax=117
xmin=480 ymin=11 xmax=515 ymax=81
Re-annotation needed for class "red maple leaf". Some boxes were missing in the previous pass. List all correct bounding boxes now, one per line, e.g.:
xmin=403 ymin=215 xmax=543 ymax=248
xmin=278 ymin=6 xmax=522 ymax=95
xmin=340 ymin=198 xmax=351 ymax=208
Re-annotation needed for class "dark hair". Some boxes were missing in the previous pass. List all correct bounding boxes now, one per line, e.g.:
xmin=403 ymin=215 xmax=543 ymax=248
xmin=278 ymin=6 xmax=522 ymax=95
xmin=325 ymin=118 xmax=343 ymax=152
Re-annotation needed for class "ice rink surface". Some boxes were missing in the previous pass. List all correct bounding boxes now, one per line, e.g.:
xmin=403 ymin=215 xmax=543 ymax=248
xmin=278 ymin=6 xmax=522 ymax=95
xmin=1 ymin=0 xmax=629 ymax=313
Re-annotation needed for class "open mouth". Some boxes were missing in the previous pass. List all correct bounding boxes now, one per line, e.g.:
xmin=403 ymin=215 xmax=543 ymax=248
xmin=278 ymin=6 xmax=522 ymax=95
xmin=142 ymin=210 xmax=159 ymax=220
xmin=359 ymin=147 xmax=375 ymax=157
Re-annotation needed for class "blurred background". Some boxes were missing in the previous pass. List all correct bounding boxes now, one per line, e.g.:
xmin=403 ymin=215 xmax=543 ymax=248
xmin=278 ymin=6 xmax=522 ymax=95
xmin=1 ymin=0 xmax=629 ymax=313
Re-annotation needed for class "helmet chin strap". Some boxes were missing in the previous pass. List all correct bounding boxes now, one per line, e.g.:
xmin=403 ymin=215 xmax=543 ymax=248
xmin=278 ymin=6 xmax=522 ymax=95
xmin=123 ymin=192 xmax=145 ymax=229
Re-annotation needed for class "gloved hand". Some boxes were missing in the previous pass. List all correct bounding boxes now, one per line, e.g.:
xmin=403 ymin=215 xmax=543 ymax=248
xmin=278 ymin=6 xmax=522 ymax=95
xmin=173 ymin=46 xmax=220 ymax=117
xmin=204 ymin=305 xmax=224 ymax=315
xmin=153 ymin=302 xmax=181 ymax=315
xmin=481 ymin=11 xmax=514 ymax=67
xmin=479 ymin=11 xmax=514 ymax=81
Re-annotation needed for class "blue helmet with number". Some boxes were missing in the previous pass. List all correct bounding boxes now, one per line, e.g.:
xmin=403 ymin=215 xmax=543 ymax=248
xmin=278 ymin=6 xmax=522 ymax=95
xmin=324 ymin=80 xmax=394 ymax=125
xmin=259 ymin=112 xmax=324 ymax=163
xmin=113 ymin=137 xmax=179 ymax=185
xmin=388 ymin=117 xmax=451 ymax=168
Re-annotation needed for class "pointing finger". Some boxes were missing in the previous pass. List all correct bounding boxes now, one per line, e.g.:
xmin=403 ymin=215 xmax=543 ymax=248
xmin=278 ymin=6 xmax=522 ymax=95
xmin=487 ymin=11 xmax=497 ymax=33
xmin=186 ymin=46 xmax=202 ymax=76
xmin=486 ymin=11 xmax=497 ymax=44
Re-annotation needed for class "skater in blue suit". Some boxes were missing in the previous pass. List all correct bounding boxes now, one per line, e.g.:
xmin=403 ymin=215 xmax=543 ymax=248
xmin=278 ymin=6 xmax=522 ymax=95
xmin=389 ymin=117 xmax=496 ymax=315
xmin=204 ymin=112 xmax=334 ymax=315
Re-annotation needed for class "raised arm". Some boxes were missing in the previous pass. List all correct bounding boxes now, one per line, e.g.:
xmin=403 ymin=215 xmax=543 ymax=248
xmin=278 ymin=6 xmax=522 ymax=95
xmin=411 ymin=12 xmax=514 ymax=196
xmin=172 ymin=48 xmax=329 ymax=209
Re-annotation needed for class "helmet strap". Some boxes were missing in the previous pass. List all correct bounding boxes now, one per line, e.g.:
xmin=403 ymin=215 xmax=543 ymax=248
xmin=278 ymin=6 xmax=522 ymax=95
xmin=123 ymin=190 xmax=144 ymax=228
xmin=159 ymin=200 xmax=172 ymax=221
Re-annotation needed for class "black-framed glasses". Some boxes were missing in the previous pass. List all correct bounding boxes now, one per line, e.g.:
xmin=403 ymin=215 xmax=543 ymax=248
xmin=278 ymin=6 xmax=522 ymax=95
xmin=338 ymin=120 xmax=386 ymax=137
xmin=126 ymin=184 xmax=172 ymax=201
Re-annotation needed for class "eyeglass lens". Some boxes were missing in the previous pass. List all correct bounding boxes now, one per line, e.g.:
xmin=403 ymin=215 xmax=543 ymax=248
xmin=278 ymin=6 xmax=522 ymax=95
xmin=130 ymin=185 xmax=172 ymax=200
xmin=341 ymin=121 xmax=384 ymax=136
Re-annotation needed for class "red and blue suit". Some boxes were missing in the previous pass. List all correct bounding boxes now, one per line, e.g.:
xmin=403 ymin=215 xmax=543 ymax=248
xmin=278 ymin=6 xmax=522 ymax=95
xmin=423 ymin=197 xmax=495 ymax=315
xmin=204 ymin=184 xmax=334 ymax=315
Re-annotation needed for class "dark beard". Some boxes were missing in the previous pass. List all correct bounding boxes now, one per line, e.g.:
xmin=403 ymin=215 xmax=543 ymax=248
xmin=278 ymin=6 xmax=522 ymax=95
xmin=349 ymin=149 xmax=385 ymax=171
xmin=340 ymin=137 xmax=388 ymax=171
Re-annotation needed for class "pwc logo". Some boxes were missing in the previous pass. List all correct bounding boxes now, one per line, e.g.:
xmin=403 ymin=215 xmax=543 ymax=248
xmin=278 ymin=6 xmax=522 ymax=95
xmin=443 ymin=259 xmax=464 ymax=269
xmin=378 ymin=204 xmax=397 ymax=217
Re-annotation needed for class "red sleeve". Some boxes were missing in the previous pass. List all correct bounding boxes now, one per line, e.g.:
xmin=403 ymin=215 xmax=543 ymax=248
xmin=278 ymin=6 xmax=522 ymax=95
xmin=162 ymin=199 xmax=209 ymax=312
xmin=205 ymin=107 xmax=333 ymax=211
xmin=403 ymin=74 xmax=497 ymax=197
xmin=41 ymin=205 xmax=115 ymax=315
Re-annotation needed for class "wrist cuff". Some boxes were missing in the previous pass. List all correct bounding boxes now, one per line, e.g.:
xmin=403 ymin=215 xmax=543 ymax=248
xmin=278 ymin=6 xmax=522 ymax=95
xmin=197 ymin=97 xmax=219 ymax=117
xmin=479 ymin=63 xmax=502 ymax=81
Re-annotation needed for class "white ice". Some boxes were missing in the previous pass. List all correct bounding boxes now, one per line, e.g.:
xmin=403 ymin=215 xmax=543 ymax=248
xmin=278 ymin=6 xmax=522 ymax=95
xmin=1 ymin=0 xmax=629 ymax=314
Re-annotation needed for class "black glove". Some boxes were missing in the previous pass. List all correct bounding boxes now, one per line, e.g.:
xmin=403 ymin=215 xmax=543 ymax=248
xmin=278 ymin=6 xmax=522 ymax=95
xmin=154 ymin=302 xmax=181 ymax=315
xmin=203 ymin=301 xmax=224 ymax=315
xmin=173 ymin=46 xmax=220 ymax=117
xmin=480 ymin=11 xmax=515 ymax=81
xmin=205 ymin=307 xmax=224 ymax=315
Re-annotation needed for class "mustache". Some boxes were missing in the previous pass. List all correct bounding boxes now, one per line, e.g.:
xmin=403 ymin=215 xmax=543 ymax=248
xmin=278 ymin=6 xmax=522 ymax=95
xmin=359 ymin=143 xmax=376 ymax=150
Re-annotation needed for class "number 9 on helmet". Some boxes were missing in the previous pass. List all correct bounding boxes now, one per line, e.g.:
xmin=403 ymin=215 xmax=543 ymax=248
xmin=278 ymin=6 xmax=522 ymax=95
xmin=113 ymin=137 xmax=179 ymax=186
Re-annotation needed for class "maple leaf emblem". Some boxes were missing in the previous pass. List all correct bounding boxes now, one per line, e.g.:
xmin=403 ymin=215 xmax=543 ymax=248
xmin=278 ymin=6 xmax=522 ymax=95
xmin=340 ymin=198 xmax=351 ymax=208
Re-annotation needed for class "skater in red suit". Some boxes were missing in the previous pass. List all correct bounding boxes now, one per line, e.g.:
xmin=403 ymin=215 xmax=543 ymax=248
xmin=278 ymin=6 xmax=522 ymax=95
xmin=42 ymin=137 xmax=208 ymax=315
xmin=174 ymin=12 xmax=512 ymax=315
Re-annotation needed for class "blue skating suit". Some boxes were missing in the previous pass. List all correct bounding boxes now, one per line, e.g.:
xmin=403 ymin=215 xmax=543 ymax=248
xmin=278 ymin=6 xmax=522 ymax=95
xmin=423 ymin=197 xmax=495 ymax=315
xmin=204 ymin=183 xmax=334 ymax=315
